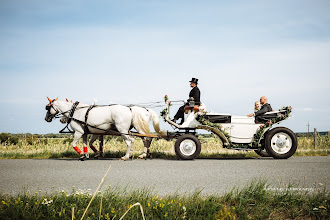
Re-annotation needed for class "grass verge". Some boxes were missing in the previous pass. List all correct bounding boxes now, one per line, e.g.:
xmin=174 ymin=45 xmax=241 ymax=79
xmin=0 ymin=180 xmax=328 ymax=219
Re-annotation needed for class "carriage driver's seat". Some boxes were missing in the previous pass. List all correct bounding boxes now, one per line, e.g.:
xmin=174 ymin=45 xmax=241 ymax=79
xmin=184 ymin=100 xmax=201 ymax=114
xmin=184 ymin=105 xmax=200 ymax=114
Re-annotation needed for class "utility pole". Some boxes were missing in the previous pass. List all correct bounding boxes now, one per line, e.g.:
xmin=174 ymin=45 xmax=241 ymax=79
xmin=306 ymin=122 xmax=310 ymax=137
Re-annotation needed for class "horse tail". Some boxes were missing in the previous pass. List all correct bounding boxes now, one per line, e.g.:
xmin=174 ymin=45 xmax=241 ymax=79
xmin=148 ymin=108 xmax=166 ymax=136
xmin=131 ymin=107 xmax=151 ymax=135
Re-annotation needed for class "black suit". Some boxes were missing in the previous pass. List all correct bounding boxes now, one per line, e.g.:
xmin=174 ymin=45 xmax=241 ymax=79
xmin=174 ymin=86 xmax=201 ymax=122
xmin=189 ymin=86 xmax=200 ymax=105
xmin=255 ymin=103 xmax=272 ymax=123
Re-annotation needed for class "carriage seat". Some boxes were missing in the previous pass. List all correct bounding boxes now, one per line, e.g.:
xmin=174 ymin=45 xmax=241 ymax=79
xmin=255 ymin=110 xmax=287 ymax=124
xmin=204 ymin=113 xmax=231 ymax=123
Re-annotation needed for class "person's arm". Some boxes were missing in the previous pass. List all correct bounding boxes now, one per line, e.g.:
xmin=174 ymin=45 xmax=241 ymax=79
xmin=254 ymin=104 xmax=269 ymax=116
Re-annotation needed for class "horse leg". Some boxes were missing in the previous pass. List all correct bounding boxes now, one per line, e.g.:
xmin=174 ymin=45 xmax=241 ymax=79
xmin=99 ymin=135 xmax=104 ymax=157
xmin=138 ymin=137 xmax=153 ymax=159
xmin=72 ymin=132 xmax=83 ymax=156
xmin=79 ymin=133 xmax=89 ymax=161
xmin=88 ymin=134 xmax=99 ymax=158
xmin=120 ymin=134 xmax=135 ymax=161
xmin=89 ymin=135 xmax=104 ymax=159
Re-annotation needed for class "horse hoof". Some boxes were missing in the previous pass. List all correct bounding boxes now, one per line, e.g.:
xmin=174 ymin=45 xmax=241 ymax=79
xmin=120 ymin=157 xmax=126 ymax=161
xmin=79 ymin=154 xmax=88 ymax=161
xmin=138 ymin=155 xmax=144 ymax=159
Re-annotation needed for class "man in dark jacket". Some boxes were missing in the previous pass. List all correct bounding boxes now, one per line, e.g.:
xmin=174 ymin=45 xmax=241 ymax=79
xmin=247 ymin=96 xmax=272 ymax=123
xmin=173 ymin=78 xmax=201 ymax=124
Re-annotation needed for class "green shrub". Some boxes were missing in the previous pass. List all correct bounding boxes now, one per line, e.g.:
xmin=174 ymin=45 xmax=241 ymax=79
xmin=62 ymin=138 xmax=73 ymax=144
xmin=0 ymin=133 xmax=19 ymax=145
xmin=25 ymin=135 xmax=39 ymax=145
xmin=0 ymin=133 xmax=10 ymax=143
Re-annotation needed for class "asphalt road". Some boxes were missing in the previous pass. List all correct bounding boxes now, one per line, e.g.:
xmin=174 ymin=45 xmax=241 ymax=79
xmin=0 ymin=157 xmax=329 ymax=196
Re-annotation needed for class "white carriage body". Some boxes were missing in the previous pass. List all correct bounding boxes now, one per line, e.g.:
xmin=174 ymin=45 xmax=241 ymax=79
xmin=175 ymin=110 xmax=285 ymax=144
xmin=207 ymin=113 xmax=260 ymax=144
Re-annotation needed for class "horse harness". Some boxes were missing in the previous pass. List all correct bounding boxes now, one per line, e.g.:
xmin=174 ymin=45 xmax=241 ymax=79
xmin=59 ymin=101 xmax=80 ymax=133
xmin=59 ymin=102 xmax=144 ymax=136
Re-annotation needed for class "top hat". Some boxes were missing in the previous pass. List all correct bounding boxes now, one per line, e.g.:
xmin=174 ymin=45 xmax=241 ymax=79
xmin=189 ymin=78 xmax=199 ymax=84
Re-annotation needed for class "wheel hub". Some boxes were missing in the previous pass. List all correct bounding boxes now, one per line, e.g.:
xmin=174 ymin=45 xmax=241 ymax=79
xmin=276 ymin=136 xmax=286 ymax=148
xmin=180 ymin=140 xmax=196 ymax=156
xmin=271 ymin=132 xmax=292 ymax=154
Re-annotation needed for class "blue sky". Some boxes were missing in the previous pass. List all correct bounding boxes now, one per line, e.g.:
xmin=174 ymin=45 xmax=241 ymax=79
xmin=0 ymin=0 xmax=329 ymax=134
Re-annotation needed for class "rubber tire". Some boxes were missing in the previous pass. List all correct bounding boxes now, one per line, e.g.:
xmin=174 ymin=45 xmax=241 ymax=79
xmin=175 ymin=134 xmax=201 ymax=160
xmin=265 ymin=127 xmax=297 ymax=159
xmin=254 ymin=149 xmax=271 ymax=157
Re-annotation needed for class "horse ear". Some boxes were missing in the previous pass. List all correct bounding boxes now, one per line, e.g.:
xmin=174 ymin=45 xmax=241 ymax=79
xmin=47 ymin=97 xmax=52 ymax=102
xmin=71 ymin=100 xmax=73 ymax=103
xmin=66 ymin=98 xmax=69 ymax=102
xmin=55 ymin=97 xmax=58 ymax=101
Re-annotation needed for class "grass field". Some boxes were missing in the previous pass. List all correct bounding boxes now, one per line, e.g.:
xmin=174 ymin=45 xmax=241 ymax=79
xmin=0 ymin=179 xmax=328 ymax=219
xmin=0 ymin=133 xmax=329 ymax=159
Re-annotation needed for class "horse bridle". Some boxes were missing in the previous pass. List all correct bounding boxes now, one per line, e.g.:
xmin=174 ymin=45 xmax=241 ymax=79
xmin=45 ymin=99 xmax=62 ymax=120
xmin=46 ymin=99 xmax=81 ymax=120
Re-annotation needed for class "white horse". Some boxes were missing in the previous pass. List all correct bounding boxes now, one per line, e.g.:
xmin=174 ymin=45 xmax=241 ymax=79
xmin=60 ymin=99 xmax=105 ymax=159
xmin=45 ymin=97 xmax=164 ymax=160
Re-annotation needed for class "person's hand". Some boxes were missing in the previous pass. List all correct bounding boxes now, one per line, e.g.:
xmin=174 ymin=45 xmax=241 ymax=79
xmin=247 ymin=113 xmax=254 ymax=117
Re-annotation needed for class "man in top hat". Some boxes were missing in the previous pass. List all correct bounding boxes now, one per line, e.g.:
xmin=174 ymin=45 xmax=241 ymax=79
xmin=172 ymin=78 xmax=201 ymax=124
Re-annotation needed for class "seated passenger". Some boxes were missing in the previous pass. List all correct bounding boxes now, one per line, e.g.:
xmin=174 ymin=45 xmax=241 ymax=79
xmin=254 ymin=101 xmax=261 ymax=113
xmin=247 ymin=96 xmax=272 ymax=123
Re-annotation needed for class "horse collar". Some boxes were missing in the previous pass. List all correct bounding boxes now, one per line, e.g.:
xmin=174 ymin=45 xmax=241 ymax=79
xmin=67 ymin=101 xmax=80 ymax=124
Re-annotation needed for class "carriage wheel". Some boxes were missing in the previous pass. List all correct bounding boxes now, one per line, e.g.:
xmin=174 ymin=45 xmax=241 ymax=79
xmin=265 ymin=127 xmax=297 ymax=159
xmin=174 ymin=134 xmax=201 ymax=160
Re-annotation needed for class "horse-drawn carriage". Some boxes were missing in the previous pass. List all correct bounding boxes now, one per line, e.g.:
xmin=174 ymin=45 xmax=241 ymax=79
xmin=45 ymin=97 xmax=297 ymax=160
xmin=161 ymin=99 xmax=297 ymax=160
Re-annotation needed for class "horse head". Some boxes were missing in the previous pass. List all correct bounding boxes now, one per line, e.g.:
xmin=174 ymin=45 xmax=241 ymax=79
xmin=45 ymin=97 xmax=59 ymax=122
xmin=59 ymin=98 xmax=73 ymax=124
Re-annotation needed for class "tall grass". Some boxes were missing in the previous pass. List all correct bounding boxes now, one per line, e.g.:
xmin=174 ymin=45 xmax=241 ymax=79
xmin=0 ymin=134 xmax=329 ymax=159
xmin=0 ymin=180 xmax=328 ymax=219
xmin=298 ymin=133 xmax=330 ymax=150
